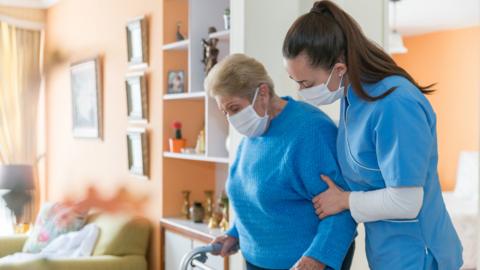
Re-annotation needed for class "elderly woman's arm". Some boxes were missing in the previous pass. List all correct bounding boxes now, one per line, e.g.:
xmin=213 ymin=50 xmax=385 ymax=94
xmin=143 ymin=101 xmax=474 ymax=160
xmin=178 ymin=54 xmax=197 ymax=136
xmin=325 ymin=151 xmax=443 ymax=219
xmin=289 ymin=121 xmax=357 ymax=270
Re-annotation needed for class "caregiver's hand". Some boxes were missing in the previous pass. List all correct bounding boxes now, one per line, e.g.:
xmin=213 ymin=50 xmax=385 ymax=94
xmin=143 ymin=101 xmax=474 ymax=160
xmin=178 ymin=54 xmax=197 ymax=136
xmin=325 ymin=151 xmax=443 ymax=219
xmin=210 ymin=234 xmax=239 ymax=257
xmin=313 ymin=175 xmax=350 ymax=219
xmin=291 ymin=256 xmax=325 ymax=270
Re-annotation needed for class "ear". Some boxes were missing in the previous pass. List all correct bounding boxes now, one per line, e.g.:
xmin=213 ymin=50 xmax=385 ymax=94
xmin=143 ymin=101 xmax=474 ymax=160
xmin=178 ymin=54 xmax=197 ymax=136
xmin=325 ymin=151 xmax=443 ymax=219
xmin=333 ymin=63 xmax=348 ymax=77
xmin=259 ymin=84 xmax=271 ymax=97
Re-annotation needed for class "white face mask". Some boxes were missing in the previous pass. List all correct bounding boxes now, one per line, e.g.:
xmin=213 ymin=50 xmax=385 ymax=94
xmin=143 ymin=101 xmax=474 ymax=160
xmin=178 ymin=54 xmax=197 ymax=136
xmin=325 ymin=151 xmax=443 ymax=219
xmin=227 ymin=88 xmax=269 ymax=137
xmin=299 ymin=69 xmax=344 ymax=106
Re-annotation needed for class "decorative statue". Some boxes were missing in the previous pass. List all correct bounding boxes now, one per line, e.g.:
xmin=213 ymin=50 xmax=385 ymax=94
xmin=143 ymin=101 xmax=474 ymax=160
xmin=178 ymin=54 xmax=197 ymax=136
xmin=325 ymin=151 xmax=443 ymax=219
xmin=201 ymin=27 xmax=219 ymax=75
xmin=176 ymin=21 xmax=185 ymax=41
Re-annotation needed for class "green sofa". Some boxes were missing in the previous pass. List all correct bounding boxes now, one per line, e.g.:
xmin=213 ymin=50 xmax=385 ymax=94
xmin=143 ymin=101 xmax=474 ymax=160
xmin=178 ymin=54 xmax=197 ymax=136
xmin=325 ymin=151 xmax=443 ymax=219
xmin=0 ymin=213 xmax=151 ymax=270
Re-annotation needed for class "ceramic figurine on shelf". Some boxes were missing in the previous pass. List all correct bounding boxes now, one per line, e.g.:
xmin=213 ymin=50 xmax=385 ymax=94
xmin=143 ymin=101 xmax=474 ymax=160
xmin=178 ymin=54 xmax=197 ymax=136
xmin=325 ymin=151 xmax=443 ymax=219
xmin=201 ymin=27 xmax=219 ymax=75
xmin=190 ymin=202 xmax=205 ymax=223
xmin=176 ymin=21 xmax=185 ymax=41
xmin=195 ymin=129 xmax=206 ymax=154
xmin=169 ymin=121 xmax=186 ymax=153
xmin=181 ymin=190 xmax=191 ymax=219
xmin=204 ymin=190 xmax=214 ymax=220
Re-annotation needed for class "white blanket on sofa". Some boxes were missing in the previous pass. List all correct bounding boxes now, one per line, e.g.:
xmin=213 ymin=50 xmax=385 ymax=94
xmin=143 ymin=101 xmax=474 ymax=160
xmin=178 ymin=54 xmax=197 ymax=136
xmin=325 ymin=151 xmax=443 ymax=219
xmin=0 ymin=223 xmax=99 ymax=264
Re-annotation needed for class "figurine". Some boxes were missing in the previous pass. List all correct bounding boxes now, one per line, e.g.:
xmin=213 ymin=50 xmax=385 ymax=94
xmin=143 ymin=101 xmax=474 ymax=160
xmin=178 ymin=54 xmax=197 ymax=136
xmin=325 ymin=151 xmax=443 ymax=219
xmin=176 ymin=21 xmax=185 ymax=41
xmin=201 ymin=27 xmax=219 ymax=75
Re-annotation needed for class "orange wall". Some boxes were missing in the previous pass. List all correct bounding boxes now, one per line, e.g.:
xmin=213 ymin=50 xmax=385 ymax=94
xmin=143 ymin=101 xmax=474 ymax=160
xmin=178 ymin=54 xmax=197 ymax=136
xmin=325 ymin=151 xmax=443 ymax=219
xmin=393 ymin=26 xmax=480 ymax=190
xmin=45 ymin=0 xmax=163 ymax=269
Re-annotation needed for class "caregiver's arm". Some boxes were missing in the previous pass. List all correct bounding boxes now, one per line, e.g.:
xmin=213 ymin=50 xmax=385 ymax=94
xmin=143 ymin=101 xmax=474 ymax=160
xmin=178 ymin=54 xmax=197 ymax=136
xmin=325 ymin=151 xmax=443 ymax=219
xmin=291 ymin=121 xmax=356 ymax=270
xmin=349 ymin=187 xmax=423 ymax=223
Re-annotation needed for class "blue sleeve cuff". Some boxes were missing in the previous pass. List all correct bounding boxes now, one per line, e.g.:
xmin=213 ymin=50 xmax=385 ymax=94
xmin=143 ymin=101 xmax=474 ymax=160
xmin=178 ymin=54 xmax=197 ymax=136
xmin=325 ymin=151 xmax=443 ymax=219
xmin=225 ymin=222 xmax=239 ymax=238
xmin=303 ymin=211 xmax=356 ymax=270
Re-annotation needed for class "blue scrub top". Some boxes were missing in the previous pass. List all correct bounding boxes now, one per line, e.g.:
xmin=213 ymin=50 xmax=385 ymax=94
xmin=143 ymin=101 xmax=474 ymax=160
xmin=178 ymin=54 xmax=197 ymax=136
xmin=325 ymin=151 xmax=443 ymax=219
xmin=337 ymin=75 xmax=463 ymax=269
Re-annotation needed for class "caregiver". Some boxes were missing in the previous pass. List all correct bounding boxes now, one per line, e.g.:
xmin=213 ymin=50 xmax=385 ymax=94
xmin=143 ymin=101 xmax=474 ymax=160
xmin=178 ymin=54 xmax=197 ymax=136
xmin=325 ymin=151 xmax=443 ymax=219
xmin=282 ymin=1 xmax=463 ymax=269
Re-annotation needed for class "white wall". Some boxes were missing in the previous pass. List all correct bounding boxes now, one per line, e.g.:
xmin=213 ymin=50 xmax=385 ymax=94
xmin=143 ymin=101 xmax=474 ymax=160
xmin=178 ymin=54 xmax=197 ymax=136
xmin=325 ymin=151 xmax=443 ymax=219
xmin=228 ymin=1 xmax=387 ymax=269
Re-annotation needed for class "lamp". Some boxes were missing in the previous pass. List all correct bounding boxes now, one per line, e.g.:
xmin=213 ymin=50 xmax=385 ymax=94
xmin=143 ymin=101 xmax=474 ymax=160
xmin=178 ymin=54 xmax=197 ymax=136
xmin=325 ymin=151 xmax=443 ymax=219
xmin=0 ymin=165 xmax=35 ymax=227
xmin=389 ymin=0 xmax=407 ymax=54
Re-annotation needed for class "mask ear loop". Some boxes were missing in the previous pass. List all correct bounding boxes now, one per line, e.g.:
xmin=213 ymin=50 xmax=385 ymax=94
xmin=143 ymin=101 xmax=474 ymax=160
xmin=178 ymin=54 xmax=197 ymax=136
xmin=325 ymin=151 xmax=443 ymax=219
xmin=325 ymin=69 xmax=335 ymax=90
xmin=251 ymin=86 xmax=268 ymax=118
xmin=337 ymin=74 xmax=344 ymax=92
xmin=251 ymin=87 xmax=260 ymax=104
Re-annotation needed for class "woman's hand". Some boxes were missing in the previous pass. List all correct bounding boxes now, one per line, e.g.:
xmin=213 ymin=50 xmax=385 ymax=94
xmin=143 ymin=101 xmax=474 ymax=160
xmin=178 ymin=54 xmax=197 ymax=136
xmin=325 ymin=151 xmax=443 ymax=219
xmin=291 ymin=256 xmax=325 ymax=270
xmin=313 ymin=175 xmax=350 ymax=219
xmin=210 ymin=234 xmax=239 ymax=257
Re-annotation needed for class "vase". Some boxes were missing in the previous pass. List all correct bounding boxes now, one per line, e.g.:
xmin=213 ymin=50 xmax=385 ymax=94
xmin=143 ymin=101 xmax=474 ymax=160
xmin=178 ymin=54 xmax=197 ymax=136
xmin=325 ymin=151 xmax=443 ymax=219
xmin=189 ymin=202 xmax=205 ymax=223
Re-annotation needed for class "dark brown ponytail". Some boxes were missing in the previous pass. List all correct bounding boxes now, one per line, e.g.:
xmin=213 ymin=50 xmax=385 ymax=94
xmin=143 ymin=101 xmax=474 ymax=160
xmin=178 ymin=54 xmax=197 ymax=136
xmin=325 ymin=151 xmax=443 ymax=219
xmin=282 ymin=0 xmax=434 ymax=102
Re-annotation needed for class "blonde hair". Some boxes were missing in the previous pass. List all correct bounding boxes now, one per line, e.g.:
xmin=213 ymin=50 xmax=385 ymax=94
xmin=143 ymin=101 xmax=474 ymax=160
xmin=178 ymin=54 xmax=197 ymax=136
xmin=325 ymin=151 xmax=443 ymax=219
xmin=204 ymin=53 xmax=275 ymax=99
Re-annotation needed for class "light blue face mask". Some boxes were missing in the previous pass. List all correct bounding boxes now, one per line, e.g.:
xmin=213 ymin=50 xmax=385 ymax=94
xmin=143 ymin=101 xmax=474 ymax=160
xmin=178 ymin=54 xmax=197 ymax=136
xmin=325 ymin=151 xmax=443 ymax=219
xmin=227 ymin=88 xmax=269 ymax=137
xmin=299 ymin=69 xmax=344 ymax=106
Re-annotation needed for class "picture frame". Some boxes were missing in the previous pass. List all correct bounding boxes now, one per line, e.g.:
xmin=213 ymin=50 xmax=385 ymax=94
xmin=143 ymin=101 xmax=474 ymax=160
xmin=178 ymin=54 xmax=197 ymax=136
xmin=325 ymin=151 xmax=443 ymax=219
xmin=167 ymin=70 xmax=185 ymax=94
xmin=127 ymin=128 xmax=149 ymax=178
xmin=70 ymin=58 xmax=102 ymax=139
xmin=126 ymin=71 xmax=148 ymax=122
xmin=126 ymin=16 xmax=148 ymax=67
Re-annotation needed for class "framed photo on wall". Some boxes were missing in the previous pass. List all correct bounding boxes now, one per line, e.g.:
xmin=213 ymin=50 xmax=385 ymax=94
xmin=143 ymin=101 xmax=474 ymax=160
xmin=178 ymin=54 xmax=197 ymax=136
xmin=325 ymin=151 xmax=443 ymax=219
xmin=70 ymin=58 xmax=102 ymax=139
xmin=126 ymin=16 xmax=148 ymax=67
xmin=127 ymin=128 xmax=149 ymax=178
xmin=126 ymin=71 xmax=148 ymax=122
xmin=167 ymin=70 xmax=185 ymax=94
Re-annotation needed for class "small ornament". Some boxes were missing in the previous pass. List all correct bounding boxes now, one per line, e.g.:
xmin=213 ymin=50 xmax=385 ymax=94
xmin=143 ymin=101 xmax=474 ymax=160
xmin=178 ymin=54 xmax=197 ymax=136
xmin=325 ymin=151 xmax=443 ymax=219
xmin=169 ymin=121 xmax=186 ymax=153
xmin=190 ymin=202 xmax=205 ymax=223
xmin=201 ymin=27 xmax=219 ymax=75
xmin=204 ymin=190 xmax=214 ymax=221
xmin=181 ymin=190 xmax=191 ymax=219
xmin=223 ymin=8 xmax=231 ymax=30
xmin=218 ymin=193 xmax=229 ymax=231
xmin=176 ymin=21 xmax=185 ymax=41
xmin=208 ymin=212 xmax=222 ymax=229
xmin=195 ymin=129 xmax=206 ymax=154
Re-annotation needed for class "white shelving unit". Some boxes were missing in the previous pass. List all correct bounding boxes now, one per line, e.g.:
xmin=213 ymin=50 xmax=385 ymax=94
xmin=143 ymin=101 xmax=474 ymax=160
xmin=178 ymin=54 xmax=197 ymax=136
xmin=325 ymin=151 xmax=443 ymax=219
xmin=164 ymin=0 xmax=231 ymax=162
xmin=162 ymin=39 xmax=189 ymax=51
xmin=163 ymin=91 xmax=205 ymax=100
xmin=209 ymin=30 xmax=230 ymax=40
xmin=163 ymin=152 xmax=229 ymax=164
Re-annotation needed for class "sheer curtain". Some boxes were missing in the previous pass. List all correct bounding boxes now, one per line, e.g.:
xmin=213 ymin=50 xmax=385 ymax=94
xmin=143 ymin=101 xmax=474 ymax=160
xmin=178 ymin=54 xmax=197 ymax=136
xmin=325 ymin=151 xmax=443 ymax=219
xmin=0 ymin=20 xmax=42 ymax=234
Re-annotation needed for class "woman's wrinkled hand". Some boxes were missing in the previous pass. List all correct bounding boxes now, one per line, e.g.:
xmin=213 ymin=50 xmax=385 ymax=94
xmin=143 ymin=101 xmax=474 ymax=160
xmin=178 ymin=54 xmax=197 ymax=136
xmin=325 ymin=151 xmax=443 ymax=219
xmin=312 ymin=175 xmax=350 ymax=219
xmin=210 ymin=234 xmax=239 ymax=257
xmin=291 ymin=256 xmax=326 ymax=270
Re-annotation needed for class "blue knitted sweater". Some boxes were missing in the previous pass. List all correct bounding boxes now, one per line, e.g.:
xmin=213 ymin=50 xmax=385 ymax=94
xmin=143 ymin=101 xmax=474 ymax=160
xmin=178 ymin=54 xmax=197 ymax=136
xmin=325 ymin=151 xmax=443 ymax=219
xmin=226 ymin=97 xmax=356 ymax=270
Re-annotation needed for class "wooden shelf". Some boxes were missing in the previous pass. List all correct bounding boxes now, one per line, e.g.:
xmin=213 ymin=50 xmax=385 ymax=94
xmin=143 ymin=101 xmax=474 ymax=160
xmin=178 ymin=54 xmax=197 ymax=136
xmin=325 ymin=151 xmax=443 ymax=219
xmin=163 ymin=152 xmax=229 ymax=164
xmin=162 ymin=39 xmax=189 ymax=51
xmin=208 ymin=30 xmax=230 ymax=40
xmin=163 ymin=91 xmax=206 ymax=100
xmin=161 ymin=217 xmax=225 ymax=243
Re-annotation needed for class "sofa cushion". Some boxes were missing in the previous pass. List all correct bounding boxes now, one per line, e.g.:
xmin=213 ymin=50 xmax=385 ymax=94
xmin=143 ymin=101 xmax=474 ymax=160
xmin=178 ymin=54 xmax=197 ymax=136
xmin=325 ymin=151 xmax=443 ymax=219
xmin=87 ymin=213 xmax=150 ymax=257
xmin=23 ymin=203 xmax=88 ymax=253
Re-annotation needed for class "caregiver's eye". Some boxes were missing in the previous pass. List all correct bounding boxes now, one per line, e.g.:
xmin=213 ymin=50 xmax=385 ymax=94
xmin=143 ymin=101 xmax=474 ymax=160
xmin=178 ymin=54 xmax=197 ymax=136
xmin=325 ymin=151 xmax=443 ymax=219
xmin=298 ymin=82 xmax=313 ymax=90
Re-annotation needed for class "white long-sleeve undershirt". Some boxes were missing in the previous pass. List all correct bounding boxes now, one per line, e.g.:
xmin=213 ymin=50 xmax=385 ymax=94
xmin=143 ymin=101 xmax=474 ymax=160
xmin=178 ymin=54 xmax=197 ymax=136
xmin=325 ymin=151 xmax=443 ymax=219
xmin=349 ymin=187 xmax=424 ymax=223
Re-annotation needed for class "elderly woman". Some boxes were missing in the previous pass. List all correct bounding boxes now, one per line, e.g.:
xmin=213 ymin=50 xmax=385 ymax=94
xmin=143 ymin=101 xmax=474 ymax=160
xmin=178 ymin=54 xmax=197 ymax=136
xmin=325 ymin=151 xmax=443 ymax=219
xmin=206 ymin=54 xmax=356 ymax=270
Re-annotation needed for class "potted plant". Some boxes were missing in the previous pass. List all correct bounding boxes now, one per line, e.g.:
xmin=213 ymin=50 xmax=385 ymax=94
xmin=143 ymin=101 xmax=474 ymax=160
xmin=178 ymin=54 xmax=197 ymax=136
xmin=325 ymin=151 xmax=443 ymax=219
xmin=169 ymin=121 xmax=186 ymax=153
